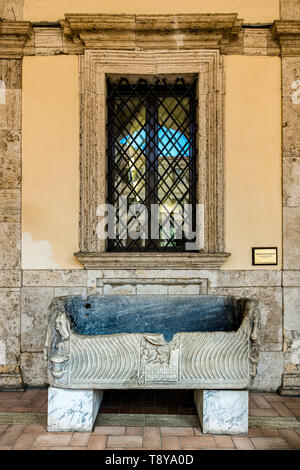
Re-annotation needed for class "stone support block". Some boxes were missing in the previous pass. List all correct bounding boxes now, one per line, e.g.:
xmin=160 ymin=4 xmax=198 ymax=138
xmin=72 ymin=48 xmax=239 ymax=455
xmin=194 ymin=390 xmax=248 ymax=435
xmin=47 ymin=387 xmax=103 ymax=432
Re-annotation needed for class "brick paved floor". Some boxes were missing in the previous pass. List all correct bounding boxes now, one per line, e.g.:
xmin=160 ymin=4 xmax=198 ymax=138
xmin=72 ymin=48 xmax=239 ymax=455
xmin=0 ymin=389 xmax=299 ymax=450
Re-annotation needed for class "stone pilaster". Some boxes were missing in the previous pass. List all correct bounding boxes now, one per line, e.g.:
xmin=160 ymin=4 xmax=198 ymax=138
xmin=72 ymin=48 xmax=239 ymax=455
xmin=276 ymin=2 xmax=300 ymax=395
xmin=0 ymin=16 xmax=29 ymax=389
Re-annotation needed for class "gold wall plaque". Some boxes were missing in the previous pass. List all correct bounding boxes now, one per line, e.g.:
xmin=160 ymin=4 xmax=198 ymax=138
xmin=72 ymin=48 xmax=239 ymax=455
xmin=252 ymin=247 xmax=278 ymax=266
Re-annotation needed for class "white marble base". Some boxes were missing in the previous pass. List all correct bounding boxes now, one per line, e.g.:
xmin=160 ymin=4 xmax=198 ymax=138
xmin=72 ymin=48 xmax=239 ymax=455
xmin=47 ymin=387 xmax=103 ymax=432
xmin=194 ymin=390 xmax=248 ymax=435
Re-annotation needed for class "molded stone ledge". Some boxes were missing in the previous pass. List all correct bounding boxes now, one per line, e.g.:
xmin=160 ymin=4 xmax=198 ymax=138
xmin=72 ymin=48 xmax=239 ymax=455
xmin=0 ymin=21 xmax=32 ymax=58
xmin=271 ymin=20 xmax=300 ymax=56
xmin=74 ymin=252 xmax=231 ymax=270
xmin=61 ymin=13 xmax=243 ymax=52
xmin=22 ymin=269 xmax=87 ymax=287
xmin=280 ymin=371 xmax=300 ymax=396
xmin=0 ymin=371 xmax=23 ymax=390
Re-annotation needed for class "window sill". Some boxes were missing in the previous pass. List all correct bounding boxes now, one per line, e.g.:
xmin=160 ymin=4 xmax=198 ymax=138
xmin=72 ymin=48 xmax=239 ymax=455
xmin=74 ymin=252 xmax=231 ymax=270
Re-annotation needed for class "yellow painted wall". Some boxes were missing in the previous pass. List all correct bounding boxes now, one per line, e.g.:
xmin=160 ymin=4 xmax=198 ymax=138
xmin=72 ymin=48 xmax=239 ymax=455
xmin=22 ymin=55 xmax=282 ymax=270
xmin=22 ymin=56 xmax=81 ymax=269
xmin=23 ymin=0 xmax=279 ymax=23
xmin=223 ymin=56 xmax=282 ymax=270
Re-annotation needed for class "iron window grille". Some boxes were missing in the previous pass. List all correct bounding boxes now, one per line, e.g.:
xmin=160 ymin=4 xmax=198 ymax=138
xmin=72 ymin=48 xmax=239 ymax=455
xmin=106 ymin=76 xmax=198 ymax=252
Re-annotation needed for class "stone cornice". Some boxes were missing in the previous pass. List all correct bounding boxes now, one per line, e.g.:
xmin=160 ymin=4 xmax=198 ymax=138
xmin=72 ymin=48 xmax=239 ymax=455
xmin=0 ymin=20 xmax=32 ymax=58
xmin=74 ymin=252 xmax=231 ymax=270
xmin=271 ymin=20 xmax=300 ymax=56
xmin=61 ymin=13 xmax=243 ymax=52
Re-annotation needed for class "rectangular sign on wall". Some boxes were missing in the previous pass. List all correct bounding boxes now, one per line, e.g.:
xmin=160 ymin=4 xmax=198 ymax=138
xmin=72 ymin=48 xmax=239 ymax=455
xmin=252 ymin=247 xmax=278 ymax=266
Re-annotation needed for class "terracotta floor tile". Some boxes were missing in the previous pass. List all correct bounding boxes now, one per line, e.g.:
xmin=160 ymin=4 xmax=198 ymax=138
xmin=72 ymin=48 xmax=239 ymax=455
xmin=0 ymin=425 xmax=26 ymax=446
xmin=251 ymin=394 xmax=272 ymax=409
xmin=193 ymin=427 xmax=203 ymax=435
xmin=32 ymin=434 xmax=72 ymax=447
xmin=270 ymin=402 xmax=295 ymax=417
xmin=263 ymin=394 xmax=293 ymax=403
xmin=285 ymin=402 xmax=300 ymax=409
xmin=9 ymin=407 xmax=42 ymax=412
xmin=261 ymin=428 xmax=281 ymax=437
xmin=0 ymin=446 xmax=12 ymax=450
xmin=24 ymin=425 xmax=47 ymax=434
xmin=22 ymin=389 xmax=41 ymax=398
xmin=279 ymin=429 xmax=300 ymax=449
xmin=107 ymin=435 xmax=143 ymax=448
xmin=126 ymin=427 xmax=143 ymax=435
xmin=250 ymin=437 xmax=290 ymax=450
xmin=1 ymin=399 xmax=31 ymax=407
xmin=0 ymin=392 xmax=23 ymax=399
xmin=87 ymin=435 xmax=107 ymax=450
xmin=13 ymin=433 xmax=38 ymax=450
xmin=232 ymin=437 xmax=255 ymax=450
xmin=70 ymin=432 xmax=90 ymax=447
xmin=161 ymin=426 xmax=194 ymax=436
xmin=143 ymin=427 xmax=161 ymax=448
xmin=47 ymin=447 xmax=86 ymax=450
xmin=93 ymin=426 xmax=125 ymax=435
xmin=30 ymin=447 xmax=50 ymax=450
xmin=0 ymin=406 xmax=10 ymax=412
xmin=180 ymin=435 xmax=216 ymax=449
xmin=0 ymin=425 xmax=9 ymax=434
xmin=162 ymin=436 xmax=181 ymax=449
xmin=249 ymin=408 xmax=279 ymax=417
xmin=248 ymin=428 xmax=263 ymax=437
xmin=214 ymin=435 xmax=235 ymax=448
xmin=249 ymin=398 xmax=257 ymax=409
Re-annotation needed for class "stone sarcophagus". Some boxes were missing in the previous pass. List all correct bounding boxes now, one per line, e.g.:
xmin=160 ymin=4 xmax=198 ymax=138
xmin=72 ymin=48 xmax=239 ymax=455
xmin=44 ymin=295 xmax=260 ymax=390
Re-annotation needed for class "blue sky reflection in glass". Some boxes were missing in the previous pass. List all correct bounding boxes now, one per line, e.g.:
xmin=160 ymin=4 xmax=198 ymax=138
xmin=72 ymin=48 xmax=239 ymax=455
xmin=119 ymin=126 xmax=189 ymax=157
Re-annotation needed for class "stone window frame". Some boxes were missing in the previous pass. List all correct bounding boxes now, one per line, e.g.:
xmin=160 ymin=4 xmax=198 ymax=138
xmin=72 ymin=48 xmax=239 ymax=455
xmin=75 ymin=49 xmax=230 ymax=269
